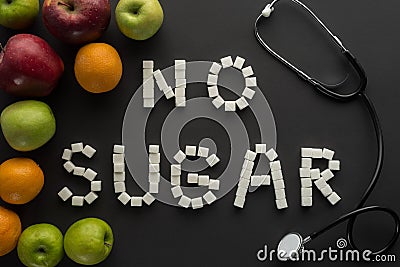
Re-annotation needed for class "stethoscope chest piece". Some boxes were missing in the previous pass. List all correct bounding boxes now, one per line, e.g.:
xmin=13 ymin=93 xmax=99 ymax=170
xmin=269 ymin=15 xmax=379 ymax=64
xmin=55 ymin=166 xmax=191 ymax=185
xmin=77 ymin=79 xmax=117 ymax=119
xmin=277 ymin=232 xmax=305 ymax=260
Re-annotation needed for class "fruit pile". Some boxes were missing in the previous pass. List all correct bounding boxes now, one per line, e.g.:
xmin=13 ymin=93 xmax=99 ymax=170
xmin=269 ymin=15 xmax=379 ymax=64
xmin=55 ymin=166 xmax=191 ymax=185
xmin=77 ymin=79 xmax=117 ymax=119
xmin=0 ymin=0 xmax=164 ymax=266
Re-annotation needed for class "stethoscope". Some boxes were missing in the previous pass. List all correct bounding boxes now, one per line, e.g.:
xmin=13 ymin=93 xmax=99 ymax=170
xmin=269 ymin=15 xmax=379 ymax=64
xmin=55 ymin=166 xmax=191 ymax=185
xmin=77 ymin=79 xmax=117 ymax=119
xmin=254 ymin=0 xmax=400 ymax=260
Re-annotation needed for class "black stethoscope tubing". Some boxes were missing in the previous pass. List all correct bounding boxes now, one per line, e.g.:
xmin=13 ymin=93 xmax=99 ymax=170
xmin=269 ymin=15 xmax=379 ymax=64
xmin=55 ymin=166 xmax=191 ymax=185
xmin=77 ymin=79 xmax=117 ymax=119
xmin=254 ymin=0 xmax=399 ymax=255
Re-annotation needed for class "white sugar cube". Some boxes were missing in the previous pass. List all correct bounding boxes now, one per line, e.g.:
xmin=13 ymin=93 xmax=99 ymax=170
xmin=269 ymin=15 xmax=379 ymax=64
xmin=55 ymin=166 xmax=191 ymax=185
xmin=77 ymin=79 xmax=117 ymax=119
xmin=238 ymin=178 xmax=250 ymax=188
xmin=175 ymin=79 xmax=186 ymax=87
xmin=327 ymin=192 xmax=341 ymax=205
xmin=270 ymin=160 xmax=282 ymax=171
xmin=114 ymin=182 xmax=126 ymax=193
xmin=175 ymin=86 xmax=186 ymax=97
xmin=198 ymin=175 xmax=210 ymax=186
xmin=301 ymin=187 xmax=312 ymax=197
xmin=71 ymin=142 xmax=83 ymax=153
xmin=236 ymin=186 xmax=247 ymax=197
xmin=241 ymin=169 xmax=252 ymax=180
xmin=143 ymin=68 xmax=153 ymax=78
xmin=212 ymin=96 xmax=225 ymax=109
xmin=275 ymin=198 xmax=288 ymax=209
xmin=299 ymin=168 xmax=311 ymax=177
xmin=242 ymin=66 xmax=254 ymax=77
xmin=175 ymin=97 xmax=186 ymax=107
xmin=178 ymin=195 xmax=191 ymax=208
xmin=197 ymin=147 xmax=209 ymax=158
xmin=245 ymin=150 xmax=257 ymax=161
xmin=320 ymin=184 xmax=333 ymax=197
xmin=114 ymin=172 xmax=126 ymax=182
xmin=234 ymin=196 xmax=246 ymax=208
xmin=191 ymin=197 xmax=203 ymax=209
xmin=321 ymin=169 xmax=334 ymax=181
xmin=262 ymin=175 xmax=271 ymax=185
xmin=131 ymin=197 xmax=143 ymax=207
xmin=58 ymin=187 xmax=73 ymax=201
xmin=208 ymin=86 xmax=219 ymax=98
xmin=209 ymin=179 xmax=220 ymax=190
xmin=84 ymin=192 xmax=98 ymax=204
xmin=224 ymin=101 xmax=236 ymax=112
xmin=91 ymin=181 xmax=102 ymax=192
xmin=143 ymin=60 xmax=154 ymax=69
xmin=329 ymin=160 xmax=340 ymax=171
xmin=256 ymin=144 xmax=267 ymax=154
xmin=149 ymin=145 xmax=159 ymax=154
xmin=209 ymin=62 xmax=222 ymax=75
xmin=221 ymin=56 xmax=233 ymax=68
xmin=301 ymin=148 xmax=313 ymax=158
xmin=148 ymin=173 xmax=160 ymax=184
xmin=118 ymin=192 xmax=131 ymax=205
xmin=235 ymin=97 xmax=249 ymax=110
xmin=322 ymin=148 xmax=335 ymax=160
xmin=113 ymin=154 xmax=125 ymax=164
xmin=171 ymin=164 xmax=181 ymax=176
xmin=265 ymin=148 xmax=278 ymax=161
xmin=154 ymin=70 xmax=168 ymax=91
xmin=62 ymin=149 xmax=72 ymax=161
xmin=185 ymin=145 xmax=197 ymax=156
xmin=143 ymin=98 xmax=154 ymax=108
xmin=245 ymin=161 xmax=254 ymax=170
xmin=83 ymin=168 xmax=97 ymax=181
xmin=143 ymin=87 xmax=154 ymax=98
xmin=242 ymin=87 xmax=255 ymax=99
xmin=274 ymin=189 xmax=286 ymax=200
xmin=72 ymin=196 xmax=84 ymax=206
xmin=245 ymin=77 xmax=257 ymax=87
xmin=301 ymin=178 xmax=312 ymax=188
xmin=171 ymin=175 xmax=181 ymax=186
xmin=164 ymin=88 xmax=175 ymax=99
xmin=206 ymin=154 xmax=220 ymax=167
xmin=63 ymin=161 xmax=75 ymax=173
xmin=314 ymin=178 xmax=328 ymax=190
xmin=114 ymin=145 xmax=125 ymax=154
xmin=171 ymin=186 xmax=183 ymax=198
xmin=114 ymin=163 xmax=125 ymax=173
xmin=149 ymin=153 xmax=160 ymax=164
xmin=251 ymin=175 xmax=264 ymax=186
xmin=301 ymin=197 xmax=312 ymax=207
xmin=233 ymin=56 xmax=245 ymax=69
xmin=203 ymin=191 xmax=217 ymax=205
xmin=312 ymin=148 xmax=323 ymax=158
xmin=149 ymin=164 xmax=159 ymax=173
xmin=82 ymin=145 xmax=96 ymax=158
xmin=301 ymin=158 xmax=312 ymax=168
xmin=143 ymin=193 xmax=155 ymax=205
xmin=149 ymin=183 xmax=159 ymax=193
xmin=73 ymin=167 xmax=85 ymax=176
xmin=310 ymin=168 xmax=320 ymax=180
xmin=174 ymin=150 xmax=186 ymax=163
xmin=175 ymin=60 xmax=186 ymax=70
xmin=273 ymin=179 xmax=285 ymax=189
xmin=271 ymin=170 xmax=283 ymax=181
xmin=187 ymin=173 xmax=199 ymax=184
xmin=207 ymin=74 xmax=218 ymax=85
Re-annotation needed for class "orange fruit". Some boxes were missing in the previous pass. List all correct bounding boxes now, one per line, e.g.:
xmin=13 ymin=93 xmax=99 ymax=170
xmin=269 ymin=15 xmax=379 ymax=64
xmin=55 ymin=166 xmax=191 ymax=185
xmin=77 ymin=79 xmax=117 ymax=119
xmin=0 ymin=206 xmax=22 ymax=256
xmin=74 ymin=43 xmax=123 ymax=93
xmin=0 ymin=158 xmax=44 ymax=204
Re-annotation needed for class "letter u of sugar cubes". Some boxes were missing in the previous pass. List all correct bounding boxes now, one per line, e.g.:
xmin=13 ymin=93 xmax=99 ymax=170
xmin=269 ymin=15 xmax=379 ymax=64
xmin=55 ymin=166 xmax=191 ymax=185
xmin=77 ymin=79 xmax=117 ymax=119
xmin=234 ymin=145 xmax=288 ymax=210
xmin=300 ymin=148 xmax=341 ymax=206
xmin=59 ymin=142 xmax=100 ymax=206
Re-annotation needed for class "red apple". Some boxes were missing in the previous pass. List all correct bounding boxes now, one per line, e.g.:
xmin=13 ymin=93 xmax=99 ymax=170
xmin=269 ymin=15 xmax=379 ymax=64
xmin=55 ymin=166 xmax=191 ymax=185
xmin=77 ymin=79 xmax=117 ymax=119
xmin=0 ymin=34 xmax=64 ymax=97
xmin=42 ymin=0 xmax=111 ymax=45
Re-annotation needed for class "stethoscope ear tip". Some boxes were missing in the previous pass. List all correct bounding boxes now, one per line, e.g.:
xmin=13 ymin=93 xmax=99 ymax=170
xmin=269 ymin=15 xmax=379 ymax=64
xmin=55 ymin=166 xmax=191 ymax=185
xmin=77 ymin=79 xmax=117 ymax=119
xmin=262 ymin=4 xmax=274 ymax=17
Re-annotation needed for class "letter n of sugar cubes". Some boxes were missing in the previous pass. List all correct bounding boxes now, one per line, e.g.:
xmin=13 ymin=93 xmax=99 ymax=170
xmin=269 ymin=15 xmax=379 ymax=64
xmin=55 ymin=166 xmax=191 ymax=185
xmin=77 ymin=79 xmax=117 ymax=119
xmin=59 ymin=142 xmax=99 ymax=206
xmin=300 ymin=147 xmax=341 ymax=206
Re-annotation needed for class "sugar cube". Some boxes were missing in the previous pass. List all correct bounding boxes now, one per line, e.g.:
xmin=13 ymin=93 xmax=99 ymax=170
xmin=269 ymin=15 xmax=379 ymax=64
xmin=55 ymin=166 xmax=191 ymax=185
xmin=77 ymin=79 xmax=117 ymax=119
xmin=149 ymin=183 xmax=159 ymax=193
xmin=273 ymin=179 xmax=285 ymax=189
xmin=187 ymin=173 xmax=199 ymax=184
xmin=63 ymin=161 xmax=75 ymax=173
xmin=114 ymin=145 xmax=125 ymax=154
xmin=171 ymin=175 xmax=181 ymax=186
xmin=329 ymin=160 xmax=340 ymax=171
xmin=245 ymin=150 xmax=257 ymax=161
xmin=271 ymin=170 xmax=283 ymax=181
xmin=233 ymin=56 xmax=245 ymax=69
xmin=84 ymin=192 xmax=98 ymax=204
xmin=275 ymin=189 xmax=286 ymax=200
xmin=242 ymin=87 xmax=255 ymax=99
xmin=212 ymin=96 xmax=225 ymax=109
xmin=178 ymin=195 xmax=191 ymax=208
xmin=91 ymin=181 xmax=102 ymax=192
xmin=209 ymin=179 xmax=220 ymax=190
xmin=143 ymin=87 xmax=154 ymax=98
xmin=207 ymin=74 xmax=218 ymax=85
xmin=197 ymin=146 xmax=209 ymax=158
xmin=220 ymin=56 xmax=233 ymax=68
xmin=171 ymin=186 xmax=183 ymax=198
xmin=208 ymin=86 xmax=219 ymax=98
xmin=301 ymin=197 xmax=312 ymax=207
xmin=114 ymin=163 xmax=125 ymax=173
xmin=256 ymin=144 xmax=267 ymax=154
xmin=171 ymin=164 xmax=181 ymax=176
xmin=299 ymin=168 xmax=311 ymax=178
xmin=301 ymin=148 xmax=313 ymax=158
xmin=310 ymin=168 xmax=320 ymax=180
xmin=275 ymin=198 xmax=288 ymax=209
xmin=301 ymin=187 xmax=312 ymax=197
xmin=118 ymin=192 xmax=131 ymax=205
xmin=72 ymin=196 xmax=84 ymax=206
xmin=203 ymin=191 xmax=217 ymax=205
xmin=206 ymin=154 xmax=220 ymax=167
xmin=149 ymin=153 xmax=160 ymax=164
xmin=149 ymin=173 xmax=160 ymax=183
xmin=320 ymin=184 xmax=333 ymax=197
xmin=143 ymin=60 xmax=154 ymax=69
xmin=301 ymin=158 xmax=312 ymax=168
xmin=321 ymin=169 xmax=334 ymax=181
xmin=164 ymin=88 xmax=175 ymax=99
xmin=235 ymin=97 xmax=249 ymax=110
xmin=175 ymin=60 xmax=186 ymax=70
xmin=114 ymin=182 xmax=126 ymax=193
xmin=175 ymin=86 xmax=186 ymax=97
xmin=131 ymin=197 xmax=143 ymax=207
xmin=83 ymin=168 xmax=97 ymax=181
xmin=143 ymin=193 xmax=155 ymax=205
xmin=149 ymin=164 xmax=159 ymax=173
xmin=312 ymin=148 xmax=323 ymax=158
xmin=327 ymin=192 xmax=341 ymax=205
xmin=209 ymin=62 xmax=222 ymax=75
xmin=58 ymin=187 xmax=73 ymax=201
xmin=62 ymin=149 xmax=72 ymax=161
xmin=314 ymin=178 xmax=328 ymax=190
xmin=245 ymin=77 xmax=257 ymax=87
xmin=73 ymin=167 xmax=85 ymax=176
xmin=224 ymin=101 xmax=236 ymax=112
xmin=301 ymin=178 xmax=312 ymax=188
xmin=322 ymin=148 xmax=335 ymax=160
xmin=71 ymin=142 xmax=83 ymax=153
xmin=113 ymin=154 xmax=125 ymax=164
xmin=238 ymin=178 xmax=250 ymax=188
xmin=265 ymin=148 xmax=278 ymax=161
xmin=143 ymin=68 xmax=153 ymax=78
xmin=198 ymin=175 xmax=210 ymax=186
xmin=251 ymin=176 xmax=264 ymax=186
xmin=242 ymin=66 xmax=254 ymax=77
xmin=114 ymin=172 xmax=126 ymax=182
xmin=236 ymin=186 xmax=247 ymax=197
xmin=143 ymin=98 xmax=154 ymax=108
xmin=149 ymin=145 xmax=159 ymax=154
xmin=185 ymin=145 xmax=197 ymax=156
xmin=175 ymin=78 xmax=186 ymax=88
xmin=191 ymin=197 xmax=203 ymax=209
xmin=174 ymin=150 xmax=186 ymax=163
xmin=262 ymin=175 xmax=271 ymax=185
xmin=234 ymin=196 xmax=246 ymax=208
xmin=270 ymin=160 xmax=282 ymax=171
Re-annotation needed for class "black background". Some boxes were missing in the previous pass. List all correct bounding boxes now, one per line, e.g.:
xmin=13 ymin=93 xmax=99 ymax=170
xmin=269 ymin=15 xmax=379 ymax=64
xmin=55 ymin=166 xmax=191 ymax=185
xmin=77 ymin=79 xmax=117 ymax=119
xmin=1 ymin=0 xmax=400 ymax=266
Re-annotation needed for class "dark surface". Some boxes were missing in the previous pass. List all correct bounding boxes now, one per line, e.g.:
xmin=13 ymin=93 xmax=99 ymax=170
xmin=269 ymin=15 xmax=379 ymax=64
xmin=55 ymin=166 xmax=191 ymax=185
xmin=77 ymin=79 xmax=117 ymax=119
xmin=1 ymin=0 xmax=400 ymax=266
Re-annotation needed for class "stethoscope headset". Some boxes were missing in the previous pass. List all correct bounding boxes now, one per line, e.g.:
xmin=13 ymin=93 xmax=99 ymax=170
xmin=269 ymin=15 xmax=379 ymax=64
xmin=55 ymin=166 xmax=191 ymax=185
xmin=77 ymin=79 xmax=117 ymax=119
xmin=254 ymin=0 xmax=399 ymax=259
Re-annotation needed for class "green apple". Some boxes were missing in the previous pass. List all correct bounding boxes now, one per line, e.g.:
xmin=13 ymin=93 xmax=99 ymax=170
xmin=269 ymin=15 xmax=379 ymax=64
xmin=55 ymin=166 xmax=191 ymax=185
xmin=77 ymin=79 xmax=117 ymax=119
xmin=17 ymin=223 xmax=64 ymax=267
xmin=115 ymin=0 xmax=163 ymax=40
xmin=64 ymin=218 xmax=114 ymax=265
xmin=0 ymin=0 xmax=39 ymax=29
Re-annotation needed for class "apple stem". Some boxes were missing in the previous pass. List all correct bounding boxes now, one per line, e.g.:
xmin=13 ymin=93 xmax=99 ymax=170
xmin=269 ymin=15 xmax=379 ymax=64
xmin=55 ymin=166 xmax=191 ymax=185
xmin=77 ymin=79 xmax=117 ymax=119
xmin=0 ymin=43 xmax=3 ymax=53
xmin=58 ymin=1 xmax=74 ymax=11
